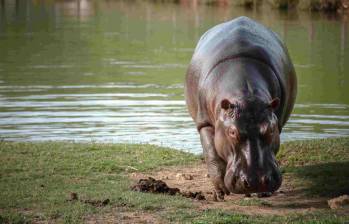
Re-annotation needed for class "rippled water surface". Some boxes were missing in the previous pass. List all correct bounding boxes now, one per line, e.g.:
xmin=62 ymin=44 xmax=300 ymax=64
xmin=0 ymin=1 xmax=348 ymax=153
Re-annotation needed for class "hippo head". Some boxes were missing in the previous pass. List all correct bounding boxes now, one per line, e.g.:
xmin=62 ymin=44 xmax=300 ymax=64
xmin=214 ymin=96 xmax=282 ymax=194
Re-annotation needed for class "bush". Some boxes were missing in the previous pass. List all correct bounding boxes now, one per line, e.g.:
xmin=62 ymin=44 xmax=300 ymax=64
xmin=267 ymin=0 xmax=344 ymax=10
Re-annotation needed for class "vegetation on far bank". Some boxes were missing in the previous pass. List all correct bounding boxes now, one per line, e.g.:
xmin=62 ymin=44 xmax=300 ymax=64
xmin=265 ymin=0 xmax=347 ymax=11
xmin=0 ymin=137 xmax=349 ymax=223
xmin=153 ymin=0 xmax=349 ymax=12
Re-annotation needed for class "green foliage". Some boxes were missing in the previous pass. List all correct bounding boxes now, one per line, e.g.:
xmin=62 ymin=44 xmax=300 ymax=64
xmin=266 ymin=0 xmax=343 ymax=10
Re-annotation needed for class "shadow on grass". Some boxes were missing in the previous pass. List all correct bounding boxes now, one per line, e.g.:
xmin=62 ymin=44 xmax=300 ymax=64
xmin=285 ymin=161 xmax=349 ymax=197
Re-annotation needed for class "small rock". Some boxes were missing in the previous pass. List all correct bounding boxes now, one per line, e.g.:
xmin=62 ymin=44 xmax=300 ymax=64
xmin=245 ymin=193 xmax=251 ymax=198
xmin=176 ymin=173 xmax=193 ymax=180
xmin=206 ymin=174 xmax=210 ymax=178
xmin=328 ymin=195 xmax=349 ymax=209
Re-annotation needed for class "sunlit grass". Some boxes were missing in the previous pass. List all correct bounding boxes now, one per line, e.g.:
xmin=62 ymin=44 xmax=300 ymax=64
xmin=0 ymin=137 xmax=348 ymax=223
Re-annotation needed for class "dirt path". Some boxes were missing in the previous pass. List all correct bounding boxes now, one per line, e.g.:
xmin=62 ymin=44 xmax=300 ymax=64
xmin=130 ymin=162 xmax=331 ymax=216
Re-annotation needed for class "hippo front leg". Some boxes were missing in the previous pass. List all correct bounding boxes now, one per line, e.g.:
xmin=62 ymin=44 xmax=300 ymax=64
xmin=199 ymin=126 xmax=229 ymax=200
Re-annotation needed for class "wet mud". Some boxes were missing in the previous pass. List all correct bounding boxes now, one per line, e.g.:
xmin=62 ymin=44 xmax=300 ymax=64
xmin=131 ymin=177 xmax=206 ymax=200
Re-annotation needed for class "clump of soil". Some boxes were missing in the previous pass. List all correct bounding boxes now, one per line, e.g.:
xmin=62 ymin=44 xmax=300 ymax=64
xmin=131 ymin=177 xmax=206 ymax=200
xmin=181 ymin=191 xmax=206 ymax=200
xmin=131 ymin=177 xmax=180 ymax=195
xmin=67 ymin=192 xmax=110 ymax=207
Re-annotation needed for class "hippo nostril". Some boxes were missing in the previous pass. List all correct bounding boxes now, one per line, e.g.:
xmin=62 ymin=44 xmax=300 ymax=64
xmin=243 ymin=178 xmax=250 ymax=188
xmin=261 ymin=175 xmax=270 ymax=186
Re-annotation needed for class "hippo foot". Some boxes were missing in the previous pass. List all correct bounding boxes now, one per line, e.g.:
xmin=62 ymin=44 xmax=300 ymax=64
xmin=210 ymin=175 xmax=230 ymax=201
xmin=212 ymin=185 xmax=229 ymax=201
xmin=257 ymin=192 xmax=273 ymax=198
xmin=213 ymin=190 xmax=225 ymax=201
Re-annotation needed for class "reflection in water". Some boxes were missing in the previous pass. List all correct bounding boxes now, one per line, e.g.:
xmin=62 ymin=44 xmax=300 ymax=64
xmin=0 ymin=0 xmax=348 ymax=153
xmin=0 ymin=84 xmax=348 ymax=153
xmin=53 ymin=0 xmax=95 ymax=22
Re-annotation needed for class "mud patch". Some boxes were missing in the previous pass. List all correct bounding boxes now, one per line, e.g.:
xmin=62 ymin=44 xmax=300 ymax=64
xmin=131 ymin=177 xmax=180 ymax=195
xmin=130 ymin=163 xmax=340 ymax=216
xmin=131 ymin=177 xmax=206 ymax=200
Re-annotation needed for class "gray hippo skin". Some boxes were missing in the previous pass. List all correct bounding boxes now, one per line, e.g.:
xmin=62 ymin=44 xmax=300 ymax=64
xmin=185 ymin=16 xmax=297 ymax=199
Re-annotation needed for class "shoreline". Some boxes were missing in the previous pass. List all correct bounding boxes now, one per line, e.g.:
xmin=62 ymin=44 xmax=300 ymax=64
xmin=0 ymin=137 xmax=348 ymax=223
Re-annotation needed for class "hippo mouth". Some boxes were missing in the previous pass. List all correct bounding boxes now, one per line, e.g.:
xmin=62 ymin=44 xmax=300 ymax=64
xmin=224 ymin=161 xmax=282 ymax=194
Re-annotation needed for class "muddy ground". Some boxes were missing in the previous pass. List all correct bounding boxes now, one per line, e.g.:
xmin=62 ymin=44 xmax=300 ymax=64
xmin=84 ymin=162 xmax=349 ymax=223
xmin=129 ymin=162 xmax=342 ymax=217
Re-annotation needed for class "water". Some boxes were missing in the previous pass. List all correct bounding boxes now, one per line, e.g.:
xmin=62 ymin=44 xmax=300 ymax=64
xmin=0 ymin=1 xmax=348 ymax=153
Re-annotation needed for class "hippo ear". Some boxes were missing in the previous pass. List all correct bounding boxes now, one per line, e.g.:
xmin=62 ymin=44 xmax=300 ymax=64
xmin=221 ymin=99 xmax=232 ymax=110
xmin=269 ymin=97 xmax=280 ymax=111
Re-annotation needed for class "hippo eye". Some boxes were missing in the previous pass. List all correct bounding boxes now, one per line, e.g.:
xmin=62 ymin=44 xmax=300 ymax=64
xmin=228 ymin=127 xmax=239 ymax=141
xmin=260 ymin=125 xmax=274 ymax=143
xmin=260 ymin=124 xmax=267 ymax=135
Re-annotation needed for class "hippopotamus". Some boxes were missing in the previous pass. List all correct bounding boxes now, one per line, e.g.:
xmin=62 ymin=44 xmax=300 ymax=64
xmin=185 ymin=16 xmax=297 ymax=199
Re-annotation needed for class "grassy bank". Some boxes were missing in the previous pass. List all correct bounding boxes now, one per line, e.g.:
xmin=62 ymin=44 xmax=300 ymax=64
xmin=0 ymin=138 xmax=349 ymax=223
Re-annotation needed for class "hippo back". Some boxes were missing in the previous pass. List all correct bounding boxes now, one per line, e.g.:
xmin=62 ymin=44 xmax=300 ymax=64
xmin=186 ymin=16 xmax=297 ymax=129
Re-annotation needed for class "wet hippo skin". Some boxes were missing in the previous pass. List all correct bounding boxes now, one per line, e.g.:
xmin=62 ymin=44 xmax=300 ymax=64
xmin=185 ymin=16 xmax=297 ymax=199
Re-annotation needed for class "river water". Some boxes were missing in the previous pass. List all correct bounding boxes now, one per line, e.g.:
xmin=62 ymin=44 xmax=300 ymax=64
xmin=0 ymin=0 xmax=348 ymax=153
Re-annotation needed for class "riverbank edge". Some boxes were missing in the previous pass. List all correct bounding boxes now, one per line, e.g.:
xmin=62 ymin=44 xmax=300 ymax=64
xmin=0 ymin=137 xmax=348 ymax=223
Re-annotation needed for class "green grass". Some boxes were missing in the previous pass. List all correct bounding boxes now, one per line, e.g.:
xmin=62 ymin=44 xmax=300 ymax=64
xmin=163 ymin=208 xmax=347 ymax=223
xmin=278 ymin=137 xmax=349 ymax=197
xmin=278 ymin=138 xmax=349 ymax=166
xmin=233 ymin=198 xmax=272 ymax=207
xmin=0 ymin=138 xmax=349 ymax=223
xmin=0 ymin=142 xmax=198 ymax=223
